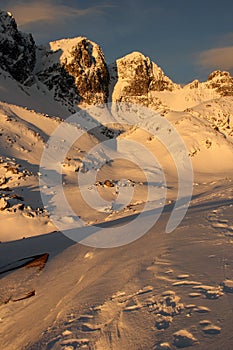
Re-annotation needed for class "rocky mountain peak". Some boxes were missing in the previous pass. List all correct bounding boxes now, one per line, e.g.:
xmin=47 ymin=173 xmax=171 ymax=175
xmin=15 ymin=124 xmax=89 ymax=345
xmin=208 ymin=70 xmax=231 ymax=81
xmin=3 ymin=10 xmax=232 ymax=116
xmin=205 ymin=70 xmax=233 ymax=96
xmin=114 ymin=51 xmax=150 ymax=82
xmin=50 ymin=37 xmax=109 ymax=105
xmin=0 ymin=10 xmax=17 ymax=33
xmin=112 ymin=51 xmax=178 ymax=107
xmin=35 ymin=37 xmax=109 ymax=110
xmin=0 ymin=10 xmax=36 ymax=84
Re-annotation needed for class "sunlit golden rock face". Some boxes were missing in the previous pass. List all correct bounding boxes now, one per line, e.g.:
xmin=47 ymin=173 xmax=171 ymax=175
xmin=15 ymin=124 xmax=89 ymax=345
xmin=206 ymin=70 xmax=233 ymax=96
xmin=111 ymin=51 xmax=179 ymax=107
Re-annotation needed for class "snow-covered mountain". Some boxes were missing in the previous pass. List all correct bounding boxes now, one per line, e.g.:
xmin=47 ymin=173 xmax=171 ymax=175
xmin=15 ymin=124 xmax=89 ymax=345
xmin=1 ymin=10 xmax=233 ymax=350
xmin=0 ymin=10 xmax=231 ymax=114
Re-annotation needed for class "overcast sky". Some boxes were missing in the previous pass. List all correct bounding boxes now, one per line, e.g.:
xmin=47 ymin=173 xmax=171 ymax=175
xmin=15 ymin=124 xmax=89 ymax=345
xmin=2 ymin=0 xmax=233 ymax=83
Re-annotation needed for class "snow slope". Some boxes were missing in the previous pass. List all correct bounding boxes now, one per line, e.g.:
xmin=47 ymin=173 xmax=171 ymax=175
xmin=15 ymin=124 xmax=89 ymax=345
xmin=1 ymin=179 xmax=233 ymax=350
xmin=0 ymin=94 xmax=233 ymax=349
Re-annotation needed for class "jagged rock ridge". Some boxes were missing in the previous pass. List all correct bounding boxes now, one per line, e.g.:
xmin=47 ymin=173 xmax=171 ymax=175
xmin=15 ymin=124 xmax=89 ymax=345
xmin=206 ymin=70 xmax=233 ymax=96
xmin=0 ymin=10 xmax=233 ymax=112
xmin=0 ymin=10 xmax=36 ymax=84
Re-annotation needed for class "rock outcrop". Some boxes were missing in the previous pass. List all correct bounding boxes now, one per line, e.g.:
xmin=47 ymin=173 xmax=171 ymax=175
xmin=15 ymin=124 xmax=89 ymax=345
xmin=112 ymin=51 xmax=179 ymax=107
xmin=36 ymin=37 xmax=109 ymax=110
xmin=1 ymin=10 xmax=233 ymax=114
xmin=0 ymin=10 xmax=36 ymax=84
xmin=206 ymin=70 xmax=233 ymax=96
xmin=186 ymin=71 xmax=233 ymax=97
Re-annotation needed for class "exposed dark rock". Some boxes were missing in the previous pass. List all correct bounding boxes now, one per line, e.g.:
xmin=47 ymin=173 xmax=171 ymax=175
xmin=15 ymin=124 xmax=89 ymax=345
xmin=0 ymin=11 xmax=36 ymax=84
xmin=104 ymin=179 xmax=115 ymax=187
xmin=173 ymin=330 xmax=198 ymax=348
xmin=36 ymin=47 xmax=80 ymax=112
xmin=155 ymin=314 xmax=173 ymax=330
xmin=112 ymin=51 xmax=178 ymax=107
xmin=64 ymin=38 xmax=109 ymax=105
xmin=206 ymin=70 xmax=233 ymax=96
xmin=36 ymin=37 xmax=109 ymax=110
xmin=202 ymin=324 xmax=221 ymax=335
xmin=221 ymin=279 xmax=233 ymax=293
xmin=1 ymin=10 xmax=233 ymax=114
